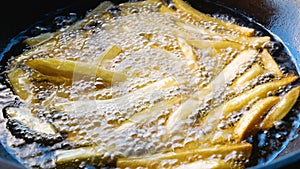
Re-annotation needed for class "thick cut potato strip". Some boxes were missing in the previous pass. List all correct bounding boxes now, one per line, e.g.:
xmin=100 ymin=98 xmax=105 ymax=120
xmin=94 ymin=45 xmax=122 ymax=64
xmin=25 ymin=58 xmax=126 ymax=83
xmin=231 ymin=63 xmax=264 ymax=89
xmin=55 ymin=77 xmax=178 ymax=112
xmin=56 ymin=147 xmax=105 ymax=164
xmin=174 ymin=159 xmax=233 ymax=169
xmin=177 ymin=37 xmax=197 ymax=68
xmin=7 ymin=68 xmax=33 ymax=101
xmin=234 ymin=96 xmax=280 ymax=142
xmin=23 ymin=32 xmax=55 ymax=46
xmin=5 ymin=107 xmax=57 ymax=135
xmin=115 ymin=94 xmax=186 ymax=132
xmin=223 ymin=75 xmax=298 ymax=115
xmin=116 ymin=143 xmax=252 ymax=169
xmin=166 ymin=49 xmax=258 ymax=132
xmin=260 ymin=49 xmax=283 ymax=77
xmin=187 ymin=39 xmax=243 ymax=52
xmin=261 ymin=86 xmax=300 ymax=130
xmin=173 ymin=0 xmax=254 ymax=36
xmin=174 ymin=21 xmax=270 ymax=48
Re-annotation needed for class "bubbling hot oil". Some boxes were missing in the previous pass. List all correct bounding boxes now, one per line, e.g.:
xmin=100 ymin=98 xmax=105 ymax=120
xmin=0 ymin=1 xmax=299 ymax=169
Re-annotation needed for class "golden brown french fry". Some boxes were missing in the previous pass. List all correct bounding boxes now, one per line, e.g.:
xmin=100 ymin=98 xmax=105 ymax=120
xmin=261 ymin=86 xmax=300 ymax=130
xmin=173 ymin=159 xmax=233 ymax=169
xmin=93 ymin=45 xmax=122 ymax=64
xmin=234 ymin=96 xmax=280 ymax=142
xmin=7 ymin=68 xmax=32 ymax=101
xmin=173 ymin=0 xmax=255 ymax=36
xmin=223 ymin=75 xmax=298 ymax=116
xmin=25 ymin=58 xmax=126 ymax=83
xmin=260 ymin=49 xmax=283 ymax=77
xmin=117 ymin=143 xmax=252 ymax=169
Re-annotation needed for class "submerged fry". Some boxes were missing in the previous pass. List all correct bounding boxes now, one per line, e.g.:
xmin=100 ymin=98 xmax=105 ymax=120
xmin=117 ymin=143 xmax=252 ymax=169
xmin=173 ymin=0 xmax=255 ymax=36
xmin=25 ymin=58 xmax=126 ymax=83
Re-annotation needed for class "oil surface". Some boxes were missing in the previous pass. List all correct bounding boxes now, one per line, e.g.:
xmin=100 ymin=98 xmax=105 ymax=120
xmin=0 ymin=0 xmax=299 ymax=169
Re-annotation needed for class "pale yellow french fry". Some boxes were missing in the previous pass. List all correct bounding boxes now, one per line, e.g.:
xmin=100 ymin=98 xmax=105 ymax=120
xmin=187 ymin=39 xmax=243 ymax=52
xmin=231 ymin=63 xmax=265 ymax=89
xmin=223 ymin=75 xmax=298 ymax=116
xmin=177 ymin=37 xmax=197 ymax=68
xmin=7 ymin=68 xmax=32 ymax=101
xmin=174 ymin=21 xmax=270 ymax=48
xmin=116 ymin=143 xmax=252 ymax=169
xmin=115 ymin=94 xmax=186 ymax=132
xmin=23 ymin=32 xmax=55 ymax=46
xmin=55 ymin=77 xmax=178 ymax=112
xmin=173 ymin=0 xmax=255 ymax=36
xmin=93 ymin=45 xmax=122 ymax=64
xmin=261 ymin=86 xmax=300 ymax=130
xmin=166 ymin=49 xmax=258 ymax=133
xmin=159 ymin=4 xmax=175 ymax=13
xmin=25 ymin=58 xmax=126 ymax=83
xmin=234 ymin=96 xmax=280 ymax=142
xmin=260 ymin=49 xmax=283 ymax=77
xmin=56 ymin=147 xmax=104 ymax=164
xmin=174 ymin=159 xmax=233 ymax=169
xmin=5 ymin=107 xmax=58 ymax=135
xmin=119 ymin=0 xmax=162 ymax=9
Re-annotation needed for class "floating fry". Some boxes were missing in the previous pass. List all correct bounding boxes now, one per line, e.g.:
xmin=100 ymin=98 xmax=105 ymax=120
xmin=234 ymin=96 xmax=280 ymax=142
xmin=261 ymin=86 xmax=300 ymax=130
xmin=25 ymin=58 xmax=127 ymax=83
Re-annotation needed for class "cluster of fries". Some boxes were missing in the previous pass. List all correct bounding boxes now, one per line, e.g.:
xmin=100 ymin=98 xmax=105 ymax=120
xmin=5 ymin=0 xmax=300 ymax=168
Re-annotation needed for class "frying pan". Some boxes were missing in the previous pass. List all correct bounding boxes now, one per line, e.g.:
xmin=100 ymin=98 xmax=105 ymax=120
xmin=0 ymin=0 xmax=300 ymax=168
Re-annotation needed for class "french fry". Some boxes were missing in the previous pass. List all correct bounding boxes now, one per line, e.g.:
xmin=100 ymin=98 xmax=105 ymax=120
xmin=117 ymin=143 xmax=252 ymax=169
xmin=187 ymin=39 xmax=243 ymax=52
xmin=223 ymin=75 xmax=298 ymax=116
xmin=23 ymin=32 xmax=55 ymax=46
xmin=56 ymin=147 xmax=104 ymax=164
xmin=93 ymin=45 xmax=122 ymax=64
xmin=261 ymin=86 xmax=300 ymax=130
xmin=55 ymin=77 xmax=178 ymax=112
xmin=173 ymin=0 xmax=255 ymax=36
xmin=4 ymin=107 xmax=58 ymax=135
xmin=231 ymin=63 xmax=264 ymax=89
xmin=177 ymin=37 xmax=197 ymax=68
xmin=7 ymin=68 xmax=32 ymax=101
xmin=159 ymin=4 xmax=175 ymax=13
xmin=174 ymin=21 xmax=270 ymax=48
xmin=234 ymin=96 xmax=280 ymax=142
xmin=260 ymin=49 xmax=283 ymax=77
xmin=115 ymin=94 xmax=186 ymax=132
xmin=166 ymin=49 xmax=258 ymax=132
xmin=173 ymin=159 xmax=233 ymax=169
xmin=25 ymin=58 xmax=127 ymax=83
